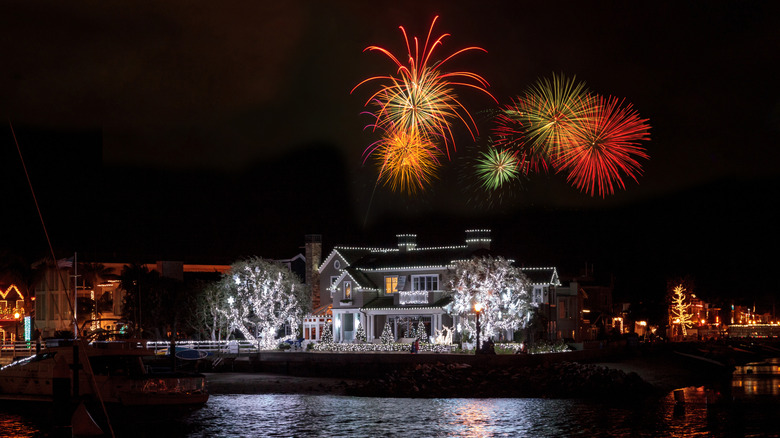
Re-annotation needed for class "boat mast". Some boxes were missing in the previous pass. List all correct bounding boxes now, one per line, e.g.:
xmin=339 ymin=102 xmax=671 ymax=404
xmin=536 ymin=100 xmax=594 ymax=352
xmin=73 ymin=251 xmax=78 ymax=339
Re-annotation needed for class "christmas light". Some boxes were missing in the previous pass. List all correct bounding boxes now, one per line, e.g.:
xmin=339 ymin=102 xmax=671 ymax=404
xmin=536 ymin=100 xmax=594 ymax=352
xmin=669 ymin=285 xmax=694 ymax=337
xmin=216 ymin=258 xmax=311 ymax=350
xmin=447 ymin=256 xmax=533 ymax=341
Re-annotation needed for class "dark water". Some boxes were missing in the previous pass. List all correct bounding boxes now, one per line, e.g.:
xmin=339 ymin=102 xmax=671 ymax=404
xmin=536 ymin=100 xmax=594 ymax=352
xmin=3 ymin=360 xmax=780 ymax=438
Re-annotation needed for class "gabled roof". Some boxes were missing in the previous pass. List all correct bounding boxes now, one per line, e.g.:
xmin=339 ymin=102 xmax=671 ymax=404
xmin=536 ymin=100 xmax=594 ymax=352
xmin=344 ymin=267 xmax=378 ymax=291
xmin=521 ymin=267 xmax=561 ymax=286
xmin=318 ymin=247 xmax=375 ymax=274
xmin=327 ymin=269 xmax=379 ymax=293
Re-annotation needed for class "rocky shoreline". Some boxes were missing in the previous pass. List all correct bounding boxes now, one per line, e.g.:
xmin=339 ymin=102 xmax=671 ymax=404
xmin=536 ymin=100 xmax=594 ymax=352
xmin=346 ymin=361 xmax=655 ymax=399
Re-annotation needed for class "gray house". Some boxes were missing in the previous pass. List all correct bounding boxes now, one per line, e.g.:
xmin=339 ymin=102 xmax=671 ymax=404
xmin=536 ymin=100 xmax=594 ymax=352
xmin=315 ymin=229 xmax=580 ymax=344
xmin=318 ymin=230 xmax=497 ymax=342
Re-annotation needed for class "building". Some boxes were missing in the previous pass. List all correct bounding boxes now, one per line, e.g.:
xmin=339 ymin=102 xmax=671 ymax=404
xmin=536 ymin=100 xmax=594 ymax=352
xmin=0 ymin=284 xmax=29 ymax=343
xmin=314 ymin=229 xmax=579 ymax=344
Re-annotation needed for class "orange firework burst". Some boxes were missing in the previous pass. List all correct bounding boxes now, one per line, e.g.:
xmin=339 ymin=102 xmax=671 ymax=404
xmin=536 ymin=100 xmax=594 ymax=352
xmin=557 ymin=95 xmax=651 ymax=197
xmin=353 ymin=15 xmax=495 ymax=163
xmin=367 ymin=128 xmax=442 ymax=194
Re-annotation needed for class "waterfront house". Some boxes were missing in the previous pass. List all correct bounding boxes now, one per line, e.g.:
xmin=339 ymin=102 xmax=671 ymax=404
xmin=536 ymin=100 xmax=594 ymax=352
xmin=316 ymin=229 xmax=581 ymax=344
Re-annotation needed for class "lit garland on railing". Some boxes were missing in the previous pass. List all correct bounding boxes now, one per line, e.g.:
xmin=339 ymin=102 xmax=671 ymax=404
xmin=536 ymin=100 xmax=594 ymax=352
xmin=399 ymin=291 xmax=429 ymax=305
xmin=311 ymin=342 xmax=454 ymax=353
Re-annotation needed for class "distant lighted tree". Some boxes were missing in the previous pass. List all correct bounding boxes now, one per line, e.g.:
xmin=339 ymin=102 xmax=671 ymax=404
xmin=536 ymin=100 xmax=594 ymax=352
xmin=670 ymin=285 xmax=694 ymax=337
xmin=446 ymin=256 xmax=532 ymax=341
xmin=189 ymin=281 xmax=231 ymax=341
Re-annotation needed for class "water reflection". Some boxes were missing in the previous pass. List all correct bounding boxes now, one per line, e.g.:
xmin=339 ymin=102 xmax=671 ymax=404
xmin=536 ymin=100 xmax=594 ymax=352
xmin=732 ymin=357 xmax=780 ymax=397
xmin=0 ymin=413 xmax=39 ymax=438
xmin=2 ymin=359 xmax=780 ymax=438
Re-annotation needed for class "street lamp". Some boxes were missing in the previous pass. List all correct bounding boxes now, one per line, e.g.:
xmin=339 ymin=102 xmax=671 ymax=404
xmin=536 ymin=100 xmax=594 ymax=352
xmin=474 ymin=303 xmax=483 ymax=354
xmin=13 ymin=312 xmax=21 ymax=344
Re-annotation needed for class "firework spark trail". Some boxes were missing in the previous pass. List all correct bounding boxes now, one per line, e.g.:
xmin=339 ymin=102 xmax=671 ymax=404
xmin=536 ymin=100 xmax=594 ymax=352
xmin=558 ymin=95 xmax=651 ymax=197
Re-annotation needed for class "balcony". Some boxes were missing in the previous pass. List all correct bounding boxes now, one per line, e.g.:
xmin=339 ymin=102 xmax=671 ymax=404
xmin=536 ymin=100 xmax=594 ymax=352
xmin=398 ymin=291 xmax=430 ymax=305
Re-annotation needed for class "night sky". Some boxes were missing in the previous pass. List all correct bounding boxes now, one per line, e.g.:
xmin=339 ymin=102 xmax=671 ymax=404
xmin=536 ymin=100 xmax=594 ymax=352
xmin=1 ymin=2 xmax=778 ymax=307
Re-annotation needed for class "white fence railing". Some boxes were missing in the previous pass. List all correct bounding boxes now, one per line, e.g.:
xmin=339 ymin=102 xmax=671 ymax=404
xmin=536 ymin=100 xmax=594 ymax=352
xmin=145 ymin=340 xmax=259 ymax=354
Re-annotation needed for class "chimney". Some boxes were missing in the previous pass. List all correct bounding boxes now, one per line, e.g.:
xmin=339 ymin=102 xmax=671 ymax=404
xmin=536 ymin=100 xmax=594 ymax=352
xmin=397 ymin=234 xmax=417 ymax=252
xmin=465 ymin=229 xmax=491 ymax=250
xmin=305 ymin=234 xmax=322 ymax=309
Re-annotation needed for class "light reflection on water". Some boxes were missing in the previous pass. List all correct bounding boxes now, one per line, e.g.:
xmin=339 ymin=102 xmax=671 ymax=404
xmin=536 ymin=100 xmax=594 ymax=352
xmin=119 ymin=393 xmax=779 ymax=438
xmin=3 ymin=359 xmax=780 ymax=438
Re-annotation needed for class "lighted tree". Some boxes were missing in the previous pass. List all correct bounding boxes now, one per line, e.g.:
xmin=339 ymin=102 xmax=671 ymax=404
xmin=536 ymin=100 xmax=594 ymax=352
xmin=188 ymin=281 xmax=231 ymax=341
xmin=670 ymin=285 xmax=694 ymax=337
xmin=446 ymin=256 xmax=532 ymax=341
xmin=320 ymin=323 xmax=333 ymax=343
xmin=417 ymin=320 xmax=427 ymax=342
xmin=380 ymin=321 xmax=394 ymax=344
xmin=216 ymin=257 xmax=311 ymax=350
xmin=355 ymin=319 xmax=367 ymax=343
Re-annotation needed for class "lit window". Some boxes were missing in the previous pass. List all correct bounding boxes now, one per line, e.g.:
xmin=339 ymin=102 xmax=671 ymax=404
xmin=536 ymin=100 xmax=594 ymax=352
xmin=385 ymin=276 xmax=399 ymax=294
xmin=344 ymin=282 xmax=352 ymax=299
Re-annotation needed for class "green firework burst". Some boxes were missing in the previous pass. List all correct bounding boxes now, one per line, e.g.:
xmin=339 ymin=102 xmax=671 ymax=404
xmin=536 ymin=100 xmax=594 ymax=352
xmin=475 ymin=147 xmax=521 ymax=190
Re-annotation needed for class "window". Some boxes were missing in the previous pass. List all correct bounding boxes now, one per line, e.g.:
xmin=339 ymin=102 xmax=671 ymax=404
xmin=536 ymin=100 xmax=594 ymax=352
xmin=385 ymin=276 xmax=399 ymax=294
xmin=344 ymin=281 xmax=352 ymax=299
xmin=330 ymin=276 xmax=339 ymax=297
xmin=412 ymin=275 xmax=438 ymax=291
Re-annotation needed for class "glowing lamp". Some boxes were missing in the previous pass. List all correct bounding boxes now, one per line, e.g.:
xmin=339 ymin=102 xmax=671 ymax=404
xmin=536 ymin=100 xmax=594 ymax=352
xmin=13 ymin=312 xmax=21 ymax=319
xmin=474 ymin=303 xmax=483 ymax=313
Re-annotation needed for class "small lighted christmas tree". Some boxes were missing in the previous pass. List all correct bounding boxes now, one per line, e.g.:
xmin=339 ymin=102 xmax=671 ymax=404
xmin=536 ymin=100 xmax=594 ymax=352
xmin=417 ymin=321 xmax=427 ymax=342
xmin=670 ymin=285 xmax=694 ymax=337
xmin=320 ymin=323 xmax=333 ymax=343
xmin=380 ymin=321 xmax=394 ymax=344
xmin=355 ymin=320 xmax=367 ymax=343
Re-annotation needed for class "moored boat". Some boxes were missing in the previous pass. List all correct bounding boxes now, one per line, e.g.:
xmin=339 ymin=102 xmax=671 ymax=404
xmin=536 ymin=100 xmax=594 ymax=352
xmin=0 ymin=338 xmax=208 ymax=406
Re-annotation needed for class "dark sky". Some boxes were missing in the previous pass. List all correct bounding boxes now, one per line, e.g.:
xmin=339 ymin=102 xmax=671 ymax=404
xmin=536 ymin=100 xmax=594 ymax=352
xmin=1 ymin=2 xmax=778 ymax=306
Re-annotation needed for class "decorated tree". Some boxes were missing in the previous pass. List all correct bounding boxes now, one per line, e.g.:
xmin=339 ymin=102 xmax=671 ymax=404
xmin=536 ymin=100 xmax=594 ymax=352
xmin=188 ymin=281 xmax=231 ymax=341
xmin=380 ymin=321 xmax=394 ymax=344
xmin=417 ymin=320 xmax=427 ymax=342
xmin=320 ymin=323 xmax=333 ymax=343
xmin=216 ymin=257 xmax=311 ymax=350
xmin=355 ymin=319 xmax=367 ymax=342
xmin=670 ymin=285 xmax=694 ymax=337
xmin=446 ymin=256 xmax=532 ymax=341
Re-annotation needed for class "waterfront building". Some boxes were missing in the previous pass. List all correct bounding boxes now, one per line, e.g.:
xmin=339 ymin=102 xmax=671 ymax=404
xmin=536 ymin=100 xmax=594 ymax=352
xmin=315 ymin=230 xmax=580 ymax=343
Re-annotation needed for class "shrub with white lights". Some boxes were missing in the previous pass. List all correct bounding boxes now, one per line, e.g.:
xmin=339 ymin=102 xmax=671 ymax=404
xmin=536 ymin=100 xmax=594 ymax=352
xmin=380 ymin=321 xmax=394 ymax=344
xmin=355 ymin=319 xmax=367 ymax=342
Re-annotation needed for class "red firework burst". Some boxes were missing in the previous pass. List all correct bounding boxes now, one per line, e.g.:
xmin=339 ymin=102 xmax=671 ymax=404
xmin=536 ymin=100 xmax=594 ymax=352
xmin=557 ymin=95 xmax=651 ymax=197
xmin=492 ymin=99 xmax=551 ymax=175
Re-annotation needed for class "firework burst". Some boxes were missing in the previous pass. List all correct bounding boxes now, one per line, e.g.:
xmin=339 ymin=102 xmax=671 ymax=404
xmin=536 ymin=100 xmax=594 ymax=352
xmin=352 ymin=15 xmax=496 ymax=162
xmin=367 ymin=127 xmax=442 ymax=195
xmin=475 ymin=146 xmax=522 ymax=190
xmin=494 ymin=73 xmax=590 ymax=168
xmin=558 ymin=95 xmax=651 ymax=197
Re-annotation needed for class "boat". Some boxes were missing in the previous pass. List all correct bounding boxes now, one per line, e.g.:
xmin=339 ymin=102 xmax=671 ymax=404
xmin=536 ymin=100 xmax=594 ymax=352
xmin=0 ymin=338 xmax=209 ymax=406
